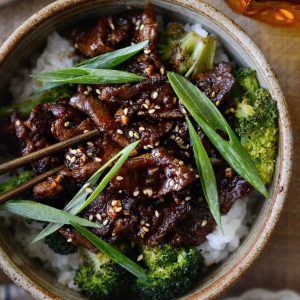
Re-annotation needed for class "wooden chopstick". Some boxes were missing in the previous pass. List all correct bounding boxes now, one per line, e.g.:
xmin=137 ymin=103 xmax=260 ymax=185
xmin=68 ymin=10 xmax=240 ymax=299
xmin=0 ymin=129 xmax=100 ymax=175
xmin=0 ymin=165 xmax=64 ymax=204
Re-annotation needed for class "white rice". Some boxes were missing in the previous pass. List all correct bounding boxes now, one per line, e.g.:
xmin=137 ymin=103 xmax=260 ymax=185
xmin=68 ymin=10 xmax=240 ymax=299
xmin=2 ymin=28 xmax=250 ymax=289
xmin=9 ymin=32 xmax=78 ymax=103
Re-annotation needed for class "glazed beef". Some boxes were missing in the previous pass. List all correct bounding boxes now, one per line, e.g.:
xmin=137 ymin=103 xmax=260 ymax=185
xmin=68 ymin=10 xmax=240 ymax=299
xmin=8 ymin=5 xmax=253 ymax=250
xmin=194 ymin=62 xmax=235 ymax=106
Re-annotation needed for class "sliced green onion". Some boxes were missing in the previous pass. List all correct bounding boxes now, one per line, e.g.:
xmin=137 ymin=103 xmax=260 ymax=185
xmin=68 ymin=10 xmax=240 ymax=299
xmin=32 ymin=68 xmax=144 ymax=85
xmin=186 ymin=116 xmax=222 ymax=229
xmin=1 ymin=200 xmax=101 ymax=228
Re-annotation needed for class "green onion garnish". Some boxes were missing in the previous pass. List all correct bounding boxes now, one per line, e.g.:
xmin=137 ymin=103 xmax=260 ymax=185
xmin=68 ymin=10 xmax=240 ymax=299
xmin=167 ymin=72 xmax=268 ymax=198
xmin=186 ymin=116 xmax=222 ymax=230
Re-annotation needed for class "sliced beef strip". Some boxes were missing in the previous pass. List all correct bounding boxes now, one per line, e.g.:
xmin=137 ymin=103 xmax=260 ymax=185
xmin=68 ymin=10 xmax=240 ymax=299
xmin=109 ymin=148 xmax=197 ymax=199
xmin=74 ymin=14 xmax=134 ymax=57
xmin=66 ymin=135 xmax=121 ymax=182
xmin=133 ymin=4 xmax=158 ymax=50
xmin=194 ymin=62 xmax=235 ymax=105
xmin=11 ymin=110 xmax=59 ymax=174
xmin=33 ymin=168 xmax=77 ymax=207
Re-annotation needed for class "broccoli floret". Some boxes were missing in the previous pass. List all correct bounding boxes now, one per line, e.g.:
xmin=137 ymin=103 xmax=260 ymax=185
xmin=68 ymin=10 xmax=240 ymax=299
xmin=74 ymin=250 xmax=131 ymax=300
xmin=234 ymin=67 xmax=259 ymax=103
xmin=234 ymin=68 xmax=278 ymax=184
xmin=158 ymin=23 xmax=216 ymax=77
xmin=44 ymin=231 xmax=77 ymax=255
xmin=134 ymin=245 xmax=203 ymax=300
xmin=0 ymin=170 xmax=33 ymax=194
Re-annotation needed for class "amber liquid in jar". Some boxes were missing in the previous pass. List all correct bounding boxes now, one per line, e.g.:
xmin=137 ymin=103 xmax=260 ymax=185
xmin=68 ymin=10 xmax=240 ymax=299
xmin=225 ymin=0 xmax=300 ymax=26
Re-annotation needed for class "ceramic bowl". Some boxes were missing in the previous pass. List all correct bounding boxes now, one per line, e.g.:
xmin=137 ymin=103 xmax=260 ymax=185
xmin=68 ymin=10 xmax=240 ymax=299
xmin=0 ymin=0 xmax=292 ymax=299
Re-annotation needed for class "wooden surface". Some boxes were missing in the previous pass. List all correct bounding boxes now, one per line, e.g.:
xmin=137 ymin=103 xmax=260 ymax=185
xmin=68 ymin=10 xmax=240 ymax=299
xmin=0 ymin=0 xmax=299 ymax=297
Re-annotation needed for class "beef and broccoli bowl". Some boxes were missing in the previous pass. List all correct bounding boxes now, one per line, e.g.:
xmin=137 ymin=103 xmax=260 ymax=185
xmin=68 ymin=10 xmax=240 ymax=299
xmin=0 ymin=1 xmax=291 ymax=300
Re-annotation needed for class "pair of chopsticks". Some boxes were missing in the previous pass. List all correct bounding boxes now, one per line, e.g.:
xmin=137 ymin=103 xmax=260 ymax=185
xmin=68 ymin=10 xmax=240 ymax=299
xmin=0 ymin=129 xmax=100 ymax=204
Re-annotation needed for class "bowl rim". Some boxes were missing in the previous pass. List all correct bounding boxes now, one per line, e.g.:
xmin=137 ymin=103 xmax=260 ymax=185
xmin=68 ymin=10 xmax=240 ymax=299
xmin=0 ymin=0 xmax=293 ymax=299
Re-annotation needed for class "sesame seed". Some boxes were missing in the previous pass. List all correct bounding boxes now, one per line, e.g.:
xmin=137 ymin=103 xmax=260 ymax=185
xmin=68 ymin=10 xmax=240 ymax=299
xmin=87 ymin=152 xmax=93 ymax=157
xmin=103 ymin=219 xmax=109 ymax=226
xmin=142 ymin=226 xmax=149 ymax=232
xmin=185 ymin=196 xmax=192 ymax=201
xmin=170 ymin=135 xmax=175 ymax=139
xmin=132 ymin=17 xmax=137 ymax=24
xmin=96 ymin=89 xmax=101 ymax=94
xmin=123 ymin=210 xmax=130 ymax=215
xmin=134 ymin=132 xmax=140 ymax=139
xmin=211 ymin=91 xmax=216 ymax=98
xmin=147 ymin=144 xmax=153 ymax=149
xmin=83 ymin=130 xmax=89 ymax=133
xmin=89 ymin=215 xmax=94 ymax=221
xmin=173 ymin=97 xmax=177 ymax=104
xmin=140 ymin=220 xmax=145 ymax=225
xmin=152 ymin=91 xmax=158 ymax=99
xmin=154 ymin=105 xmax=161 ymax=109
xmin=144 ymin=49 xmax=151 ymax=54
xmin=83 ymin=91 xmax=89 ymax=95
xmin=90 ymin=44 xmax=96 ymax=51
xmin=133 ymin=190 xmax=140 ymax=196
xmin=139 ymin=126 xmax=145 ymax=132
xmin=115 ymin=207 xmax=123 ymax=212
xmin=179 ymin=160 xmax=184 ymax=166
xmin=140 ymin=232 xmax=145 ymax=238
xmin=95 ymin=157 xmax=102 ymax=162
xmin=145 ymin=99 xmax=151 ymax=106
xmin=83 ymin=183 xmax=90 ymax=189
xmin=117 ymin=176 xmax=124 ymax=181
xmin=140 ymin=24 xmax=145 ymax=30
xmin=138 ymin=111 xmax=145 ymax=115
xmin=64 ymin=121 xmax=70 ymax=127
xmin=87 ymin=142 xmax=94 ymax=146
xmin=129 ymin=131 xmax=134 ymax=137
xmin=196 ymin=174 xmax=200 ymax=178
xmin=137 ymin=254 xmax=144 ymax=261
xmin=15 ymin=120 xmax=21 ymax=126
xmin=202 ymin=220 xmax=208 ymax=227
xmin=67 ymin=238 xmax=73 ymax=243
xmin=85 ymin=187 xmax=93 ymax=193
xmin=74 ymin=43 xmax=78 ymax=49
xmin=155 ymin=210 xmax=159 ymax=217
xmin=148 ymin=109 xmax=156 ymax=114
xmin=123 ymin=108 xmax=128 ymax=115
xmin=184 ymin=151 xmax=190 ymax=158
xmin=70 ymin=156 xmax=76 ymax=163
xmin=217 ymin=76 xmax=222 ymax=80
xmin=160 ymin=67 xmax=165 ymax=75
xmin=129 ymin=100 xmax=133 ymax=105
xmin=96 ymin=214 xmax=102 ymax=221
xmin=87 ymin=86 xmax=92 ymax=92
xmin=112 ymin=200 xmax=118 ymax=206
xmin=145 ymin=223 xmax=150 ymax=227
xmin=142 ymin=103 xmax=149 ymax=109
xmin=143 ymin=188 xmax=153 ymax=197
xmin=117 ymin=129 xmax=124 ymax=135
xmin=169 ymin=179 xmax=175 ymax=187
xmin=216 ymin=101 xmax=220 ymax=106
xmin=174 ymin=183 xmax=179 ymax=190
xmin=154 ymin=152 xmax=161 ymax=157
xmin=155 ymin=141 xmax=160 ymax=146
xmin=110 ymin=22 xmax=115 ymax=30
xmin=112 ymin=232 xmax=116 ymax=237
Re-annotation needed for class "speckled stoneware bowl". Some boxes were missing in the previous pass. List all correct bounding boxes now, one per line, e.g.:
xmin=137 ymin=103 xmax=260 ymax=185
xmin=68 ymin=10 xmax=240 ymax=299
xmin=0 ymin=0 xmax=292 ymax=299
